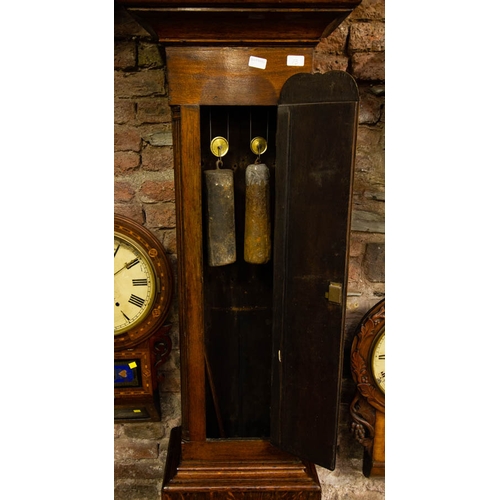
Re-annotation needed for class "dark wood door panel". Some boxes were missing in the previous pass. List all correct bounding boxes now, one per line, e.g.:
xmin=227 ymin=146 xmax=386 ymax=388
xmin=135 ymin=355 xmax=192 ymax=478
xmin=271 ymin=71 xmax=359 ymax=470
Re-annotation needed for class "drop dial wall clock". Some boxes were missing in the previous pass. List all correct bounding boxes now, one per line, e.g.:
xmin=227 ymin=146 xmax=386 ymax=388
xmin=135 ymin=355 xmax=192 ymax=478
xmin=371 ymin=329 xmax=385 ymax=395
xmin=114 ymin=214 xmax=174 ymax=422
xmin=350 ymin=298 xmax=385 ymax=477
xmin=114 ymin=214 xmax=174 ymax=351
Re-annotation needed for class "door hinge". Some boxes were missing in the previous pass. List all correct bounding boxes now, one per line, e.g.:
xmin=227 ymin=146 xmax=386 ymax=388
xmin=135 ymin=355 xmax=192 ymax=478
xmin=325 ymin=282 xmax=342 ymax=305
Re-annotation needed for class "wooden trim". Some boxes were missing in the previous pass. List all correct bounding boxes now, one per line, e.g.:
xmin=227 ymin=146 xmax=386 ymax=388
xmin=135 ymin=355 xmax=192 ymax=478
xmin=173 ymin=105 xmax=206 ymax=441
xmin=117 ymin=0 xmax=361 ymax=47
xmin=118 ymin=1 xmax=360 ymax=7
xmin=163 ymin=432 xmax=321 ymax=498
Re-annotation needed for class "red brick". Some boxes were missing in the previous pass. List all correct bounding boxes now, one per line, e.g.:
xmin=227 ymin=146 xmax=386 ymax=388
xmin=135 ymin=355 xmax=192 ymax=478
xmin=140 ymin=179 xmax=175 ymax=203
xmin=356 ymin=125 xmax=384 ymax=151
xmin=123 ymin=423 xmax=165 ymax=440
xmin=315 ymin=23 xmax=349 ymax=55
xmin=144 ymin=203 xmax=176 ymax=229
xmin=350 ymin=0 xmax=385 ymax=20
xmin=114 ymin=440 xmax=158 ymax=460
xmin=114 ymin=483 xmax=159 ymax=500
xmin=363 ymin=242 xmax=385 ymax=282
xmin=114 ymin=69 xmax=165 ymax=98
xmin=114 ymin=40 xmax=136 ymax=70
xmin=136 ymin=97 xmax=171 ymax=124
xmin=348 ymin=257 xmax=363 ymax=282
xmin=160 ymin=371 xmax=181 ymax=392
xmin=114 ymin=181 xmax=135 ymax=202
xmin=115 ymin=100 xmax=135 ymax=124
xmin=351 ymin=52 xmax=385 ymax=81
xmin=162 ymin=229 xmax=177 ymax=254
xmin=349 ymin=22 xmax=385 ymax=52
xmin=114 ymin=151 xmax=140 ymax=174
xmin=138 ymin=42 xmax=164 ymax=69
xmin=114 ymin=204 xmax=144 ymax=224
xmin=141 ymin=125 xmax=173 ymax=146
xmin=313 ymin=53 xmax=349 ymax=73
xmin=142 ymin=145 xmax=174 ymax=171
xmin=114 ymin=125 xmax=142 ymax=152
xmin=358 ymin=89 xmax=383 ymax=125
xmin=158 ymin=350 xmax=181 ymax=392
xmin=114 ymin=461 xmax=164 ymax=480
xmin=349 ymin=236 xmax=365 ymax=258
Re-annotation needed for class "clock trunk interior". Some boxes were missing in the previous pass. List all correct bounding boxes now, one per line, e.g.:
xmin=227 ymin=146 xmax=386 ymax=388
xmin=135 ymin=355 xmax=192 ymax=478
xmin=201 ymin=105 xmax=277 ymax=440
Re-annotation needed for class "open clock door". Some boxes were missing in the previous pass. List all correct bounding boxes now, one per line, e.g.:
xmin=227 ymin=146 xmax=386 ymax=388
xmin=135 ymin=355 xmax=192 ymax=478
xmin=270 ymin=71 xmax=359 ymax=470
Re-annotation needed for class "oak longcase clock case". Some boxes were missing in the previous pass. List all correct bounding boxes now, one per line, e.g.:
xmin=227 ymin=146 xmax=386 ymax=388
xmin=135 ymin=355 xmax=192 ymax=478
xmin=116 ymin=0 xmax=362 ymax=497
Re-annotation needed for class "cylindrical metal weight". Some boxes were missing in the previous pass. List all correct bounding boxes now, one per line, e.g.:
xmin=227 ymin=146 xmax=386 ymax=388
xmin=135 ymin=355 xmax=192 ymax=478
xmin=204 ymin=168 xmax=237 ymax=267
xmin=244 ymin=163 xmax=271 ymax=264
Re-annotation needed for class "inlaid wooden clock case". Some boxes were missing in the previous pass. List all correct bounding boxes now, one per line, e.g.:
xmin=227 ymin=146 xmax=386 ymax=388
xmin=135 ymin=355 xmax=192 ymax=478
xmin=114 ymin=214 xmax=174 ymax=422
xmin=350 ymin=298 xmax=385 ymax=477
xmin=116 ymin=0 xmax=362 ymax=497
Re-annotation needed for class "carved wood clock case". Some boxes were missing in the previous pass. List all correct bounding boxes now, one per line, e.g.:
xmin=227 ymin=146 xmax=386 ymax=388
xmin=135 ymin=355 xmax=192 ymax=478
xmin=350 ymin=298 xmax=385 ymax=477
xmin=114 ymin=214 xmax=174 ymax=422
xmin=116 ymin=1 xmax=362 ymax=497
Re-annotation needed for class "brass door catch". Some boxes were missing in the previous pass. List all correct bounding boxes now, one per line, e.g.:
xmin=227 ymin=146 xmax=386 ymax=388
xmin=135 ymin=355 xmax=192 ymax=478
xmin=325 ymin=282 xmax=342 ymax=305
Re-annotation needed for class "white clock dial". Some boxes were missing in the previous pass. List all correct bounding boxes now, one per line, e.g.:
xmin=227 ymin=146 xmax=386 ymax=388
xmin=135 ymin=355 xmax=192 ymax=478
xmin=114 ymin=234 xmax=156 ymax=335
xmin=371 ymin=330 xmax=385 ymax=394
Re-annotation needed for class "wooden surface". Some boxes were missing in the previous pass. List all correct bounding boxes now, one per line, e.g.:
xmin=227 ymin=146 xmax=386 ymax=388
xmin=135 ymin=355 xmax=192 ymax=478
xmin=362 ymin=411 xmax=385 ymax=477
xmin=350 ymin=299 xmax=385 ymax=413
xmin=114 ymin=322 xmax=172 ymax=422
xmin=271 ymin=70 xmax=359 ymax=470
xmin=116 ymin=0 xmax=362 ymax=45
xmin=172 ymin=106 xmax=207 ymax=441
xmin=163 ymin=427 xmax=321 ymax=499
xmin=165 ymin=47 xmax=313 ymax=106
xmin=349 ymin=299 xmax=385 ymax=477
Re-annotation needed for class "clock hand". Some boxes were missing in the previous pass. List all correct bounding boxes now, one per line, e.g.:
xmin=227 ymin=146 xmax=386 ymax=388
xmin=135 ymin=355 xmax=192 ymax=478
xmin=114 ymin=258 xmax=140 ymax=275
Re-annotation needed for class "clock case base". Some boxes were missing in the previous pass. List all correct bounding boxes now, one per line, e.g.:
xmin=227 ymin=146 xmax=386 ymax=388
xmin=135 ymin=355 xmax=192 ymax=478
xmin=114 ymin=324 xmax=173 ymax=423
xmin=162 ymin=427 xmax=321 ymax=499
xmin=114 ymin=392 xmax=161 ymax=423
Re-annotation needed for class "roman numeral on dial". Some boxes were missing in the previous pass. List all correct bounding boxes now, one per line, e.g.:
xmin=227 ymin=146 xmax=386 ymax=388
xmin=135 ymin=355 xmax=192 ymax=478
xmin=126 ymin=258 xmax=140 ymax=269
xmin=129 ymin=294 xmax=145 ymax=308
xmin=133 ymin=279 xmax=148 ymax=286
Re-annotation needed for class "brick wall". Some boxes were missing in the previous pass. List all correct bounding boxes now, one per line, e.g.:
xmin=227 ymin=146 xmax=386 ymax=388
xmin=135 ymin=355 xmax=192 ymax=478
xmin=114 ymin=1 xmax=385 ymax=498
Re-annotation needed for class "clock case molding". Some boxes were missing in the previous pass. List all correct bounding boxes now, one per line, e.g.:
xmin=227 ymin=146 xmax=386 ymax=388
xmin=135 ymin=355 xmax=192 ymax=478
xmin=116 ymin=0 xmax=362 ymax=496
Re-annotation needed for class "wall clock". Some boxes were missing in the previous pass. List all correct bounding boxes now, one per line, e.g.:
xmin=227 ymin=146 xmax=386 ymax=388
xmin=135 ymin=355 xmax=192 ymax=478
xmin=114 ymin=214 xmax=174 ymax=351
xmin=350 ymin=298 xmax=385 ymax=477
xmin=114 ymin=214 xmax=174 ymax=422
